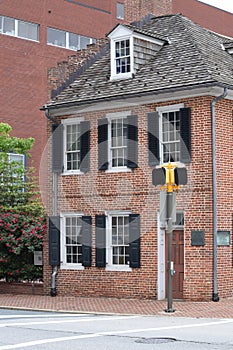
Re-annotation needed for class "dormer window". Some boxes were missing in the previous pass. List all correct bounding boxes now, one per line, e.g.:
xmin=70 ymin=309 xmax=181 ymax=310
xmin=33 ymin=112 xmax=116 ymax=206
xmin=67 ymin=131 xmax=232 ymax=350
xmin=108 ymin=24 xmax=168 ymax=81
xmin=115 ymin=39 xmax=130 ymax=74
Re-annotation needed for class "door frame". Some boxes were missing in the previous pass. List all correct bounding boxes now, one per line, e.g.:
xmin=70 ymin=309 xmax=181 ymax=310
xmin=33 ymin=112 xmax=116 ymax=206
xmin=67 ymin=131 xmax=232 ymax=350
xmin=157 ymin=211 xmax=185 ymax=300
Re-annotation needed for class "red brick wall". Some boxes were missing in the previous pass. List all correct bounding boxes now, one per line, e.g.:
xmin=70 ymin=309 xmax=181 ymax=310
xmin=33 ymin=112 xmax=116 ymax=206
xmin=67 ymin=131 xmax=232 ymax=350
xmin=43 ymin=96 xmax=233 ymax=301
xmin=0 ymin=282 xmax=43 ymax=295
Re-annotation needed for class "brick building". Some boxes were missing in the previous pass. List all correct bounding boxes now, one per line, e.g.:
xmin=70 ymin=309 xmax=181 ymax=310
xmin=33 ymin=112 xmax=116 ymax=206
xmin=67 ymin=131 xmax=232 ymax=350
xmin=1 ymin=0 xmax=233 ymax=181
xmin=42 ymin=14 xmax=233 ymax=301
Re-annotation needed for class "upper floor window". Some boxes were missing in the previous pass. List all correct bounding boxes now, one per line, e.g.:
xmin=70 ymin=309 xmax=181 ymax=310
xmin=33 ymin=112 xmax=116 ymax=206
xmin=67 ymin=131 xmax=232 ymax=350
xmin=98 ymin=112 xmax=138 ymax=172
xmin=161 ymin=109 xmax=180 ymax=163
xmin=65 ymin=122 xmax=81 ymax=171
xmin=148 ymin=104 xmax=191 ymax=166
xmin=47 ymin=27 xmax=96 ymax=51
xmin=52 ymin=118 xmax=90 ymax=174
xmin=110 ymin=116 xmax=128 ymax=168
xmin=0 ymin=16 xmax=39 ymax=41
xmin=116 ymin=2 xmax=124 ymax=19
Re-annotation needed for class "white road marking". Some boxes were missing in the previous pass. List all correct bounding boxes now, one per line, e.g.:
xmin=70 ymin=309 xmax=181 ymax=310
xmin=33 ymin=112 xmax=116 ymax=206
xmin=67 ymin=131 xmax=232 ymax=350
xmin=0 ymin=318 xmax=232 ymax=349
xmin=0 ymin=315 xmax=138 ymax=328
xmin=0 ymin=314 xmax=85 ymax=319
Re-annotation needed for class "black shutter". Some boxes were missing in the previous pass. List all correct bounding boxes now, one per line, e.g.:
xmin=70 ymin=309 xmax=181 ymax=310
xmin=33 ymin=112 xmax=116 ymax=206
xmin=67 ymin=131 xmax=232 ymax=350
xmin=180 ymin=107 xmax=191 ymax=163
xmin=98 ymin=118 xmax=108 ymax=171
xmin=52 ymin=124 xmax=63 ymax=173
xmin=80 ymin=121 xmax=90 ymax=173
xmin=148 ymin=112 xmax=160 ymax=166
xmin=95 ymin=215 xmax=106 ymax=267
xmin=127 ymin=115 xmax=138 ymax=169
xmin=49 ymin=216 xmax=60 ymax=266
xmin=129 ymin=214 xmax=140 ymax=268
xmin=82 ymin=216 xmax=92 ymax=267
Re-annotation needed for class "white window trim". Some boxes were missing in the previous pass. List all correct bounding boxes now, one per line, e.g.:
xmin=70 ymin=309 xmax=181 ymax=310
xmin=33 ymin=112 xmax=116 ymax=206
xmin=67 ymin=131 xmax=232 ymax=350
xmin=60 ymin=212 xmax=84 ymax=270
xmin=47 ymin=27 xmax=95 ymax=51
xmin=110 ymin=35 xmax=134 ymax=81
xmin=105 ymin=210 xmax=132 ymax=272
xmin=0 ymin=16 xmax=39 ymax=42
xmin=61 ymin=117 xmax=84 ymax=175
xmin=156 ymin=103 xmax=184 ymax=165
xmin=105 ymin=111 xmax=132 ymax=173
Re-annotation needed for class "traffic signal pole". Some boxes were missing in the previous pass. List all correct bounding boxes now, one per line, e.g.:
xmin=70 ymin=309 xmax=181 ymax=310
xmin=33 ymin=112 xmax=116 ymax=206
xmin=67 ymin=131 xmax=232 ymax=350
xmin=152 ymin=163 xmax=187 ymax=313
xmin=166 ymin=190 xmax=175 ymax=312
xmin=164 ymin=163 xmax=176 ymax=313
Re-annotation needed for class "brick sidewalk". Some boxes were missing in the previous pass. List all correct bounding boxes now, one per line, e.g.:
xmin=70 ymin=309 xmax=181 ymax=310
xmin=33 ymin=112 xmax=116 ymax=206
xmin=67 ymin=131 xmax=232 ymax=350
xmin=0 ymin=294 xmax=233 ymax=318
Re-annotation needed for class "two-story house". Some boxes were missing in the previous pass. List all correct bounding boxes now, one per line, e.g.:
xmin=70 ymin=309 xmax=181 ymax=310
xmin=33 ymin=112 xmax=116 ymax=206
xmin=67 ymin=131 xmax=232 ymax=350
xmin=42 ymin=13 xmax=233 ymax=301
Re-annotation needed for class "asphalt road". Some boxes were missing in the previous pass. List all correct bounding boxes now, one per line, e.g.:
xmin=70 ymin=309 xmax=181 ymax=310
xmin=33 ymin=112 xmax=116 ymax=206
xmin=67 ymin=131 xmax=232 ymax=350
xmin=0 ymin=309 xmax=232 ymax=349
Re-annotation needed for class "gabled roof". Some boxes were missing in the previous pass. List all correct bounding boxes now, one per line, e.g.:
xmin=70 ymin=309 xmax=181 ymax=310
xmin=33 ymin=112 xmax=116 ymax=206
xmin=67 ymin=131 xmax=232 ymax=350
xmin=45 ymin=14 xmax=233 ymax=110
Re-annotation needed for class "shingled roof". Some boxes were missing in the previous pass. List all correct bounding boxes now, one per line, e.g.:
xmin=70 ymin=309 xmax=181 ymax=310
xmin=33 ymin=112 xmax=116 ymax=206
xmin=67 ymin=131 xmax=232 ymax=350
xmin=45 ymin=14 xmax=233 ymax=109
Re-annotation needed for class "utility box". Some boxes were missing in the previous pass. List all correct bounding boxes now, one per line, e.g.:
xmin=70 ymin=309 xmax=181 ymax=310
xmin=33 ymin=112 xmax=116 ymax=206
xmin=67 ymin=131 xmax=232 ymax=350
xmin=34 ymin=251 xmax=43 ymax=266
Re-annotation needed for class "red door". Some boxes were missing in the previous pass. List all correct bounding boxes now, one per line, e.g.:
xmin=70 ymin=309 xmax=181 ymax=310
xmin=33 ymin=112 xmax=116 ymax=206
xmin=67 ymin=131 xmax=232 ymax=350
xmin=166 ymin=230 xmax=184 ymax=299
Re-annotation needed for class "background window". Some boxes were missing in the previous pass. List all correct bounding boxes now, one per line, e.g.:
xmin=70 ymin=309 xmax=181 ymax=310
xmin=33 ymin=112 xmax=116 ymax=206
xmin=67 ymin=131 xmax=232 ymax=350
xmin=161 ymin=111 xmax=180 ymax=162
xmin=47 ymin=28 xmax=66 ymax=47
xmin=65 ymin=216 xmax=82 ymax=264
xmin=110 ymin=118 xmax=127 ymax=167
xmin=0 ymin=16 xmax=38 ymax=41
xmin=117 ymin=2 xmax=124 ymax=19
xmin=18 ymin=20 xmax=38 ymax=41
xmin=111 ymin=215 xmax=129 ymax=265
xmin=48 ymin=27 xmax=96 ymax=50
xmin=66 ymin=123 xmax=81 ymax=171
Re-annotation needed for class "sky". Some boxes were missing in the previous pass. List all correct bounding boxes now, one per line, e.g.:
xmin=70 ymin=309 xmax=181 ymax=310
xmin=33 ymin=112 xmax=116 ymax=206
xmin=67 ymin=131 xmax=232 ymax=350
xmin=197 ymin=0 xmax=233 ymax=13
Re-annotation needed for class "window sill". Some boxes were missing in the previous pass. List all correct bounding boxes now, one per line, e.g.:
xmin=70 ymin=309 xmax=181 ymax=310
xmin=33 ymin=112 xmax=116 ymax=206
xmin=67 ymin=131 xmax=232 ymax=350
xmin=60 ymin=264 xmax=84 ymax=270
xmin=106 ymin=265 xmax=132 ymax=272
xmin=110 ymin=72 xmax=133 ymax=81
xmin=61 ymin=170 xmax=84 ymax=176
xmin=105 ymin=167 xmax=132 ymax=174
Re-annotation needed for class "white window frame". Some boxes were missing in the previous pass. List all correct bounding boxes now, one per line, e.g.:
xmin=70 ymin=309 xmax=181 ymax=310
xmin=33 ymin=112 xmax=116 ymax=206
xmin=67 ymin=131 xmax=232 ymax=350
xmin=60 ymin=212 xmax=84 ymax=270
xmin=47 ymin=27 xmax=95 ymax=51
xmin=157 ymin=103 xmax=184 ymax=165
xmin=0 ymin=15 xmax=39 ymax=42
xmin=62 ymin=117 xmax=84 ymax=175
xmin=105 ymin=210 xmax=132 ymax=272
xmin=110 ymin=35 xmax=134 ymax=80
xmin=106 ymin=111 xmax=131 ymax=173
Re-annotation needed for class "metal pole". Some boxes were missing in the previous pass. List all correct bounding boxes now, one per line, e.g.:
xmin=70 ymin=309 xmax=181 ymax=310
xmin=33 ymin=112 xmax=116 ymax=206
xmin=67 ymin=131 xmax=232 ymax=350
xmin=165 ymin=191 xmax=175 ymax=313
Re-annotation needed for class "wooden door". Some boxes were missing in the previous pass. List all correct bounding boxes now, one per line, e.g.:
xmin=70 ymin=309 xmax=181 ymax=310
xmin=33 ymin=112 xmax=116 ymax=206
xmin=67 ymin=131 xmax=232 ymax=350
xmin=166 ymin=230 xmax=184 ymax=299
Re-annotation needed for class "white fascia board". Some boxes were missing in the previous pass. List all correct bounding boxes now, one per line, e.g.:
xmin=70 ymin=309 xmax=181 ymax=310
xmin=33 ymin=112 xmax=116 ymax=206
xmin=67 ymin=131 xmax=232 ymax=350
xmin=108 ymin=25 xmax=133 ymax=39
xmin=48 ymin=86 xmax=233 ymax=117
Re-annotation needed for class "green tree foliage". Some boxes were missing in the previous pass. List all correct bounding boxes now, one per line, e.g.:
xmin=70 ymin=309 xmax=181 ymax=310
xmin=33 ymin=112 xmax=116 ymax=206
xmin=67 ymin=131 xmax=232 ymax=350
xmin=0 ymin=123 xmax=46 ymax=281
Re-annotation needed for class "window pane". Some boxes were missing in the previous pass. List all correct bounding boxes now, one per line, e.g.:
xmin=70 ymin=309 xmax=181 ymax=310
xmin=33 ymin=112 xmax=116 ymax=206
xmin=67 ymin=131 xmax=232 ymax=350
xmin=80 ymin=35 xmax=91 ymax=49
xmin=69 ymin=32 xmax=79 ymax=50
xmin=117 ymin=2 xmax=124 ymax=19
xmin=3 ymin=16 xmax=15 ymax=35
xmin=47 ymin=27 xmax=66 ymax=47
xmin=18 ymin=20 xmax=38 ymax=40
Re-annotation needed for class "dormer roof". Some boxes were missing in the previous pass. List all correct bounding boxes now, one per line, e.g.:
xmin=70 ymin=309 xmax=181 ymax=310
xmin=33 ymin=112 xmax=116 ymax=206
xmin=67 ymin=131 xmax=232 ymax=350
xmin=44 ymin=14 xmax=233 ymax=110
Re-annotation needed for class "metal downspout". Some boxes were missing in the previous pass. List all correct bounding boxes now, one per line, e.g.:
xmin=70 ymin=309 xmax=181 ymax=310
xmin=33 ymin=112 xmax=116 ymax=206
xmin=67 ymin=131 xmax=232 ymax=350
xmin=211 ymin=88 xmax=227 ymax=302
xmin=45 ymin=108 xmax=59 ymax=297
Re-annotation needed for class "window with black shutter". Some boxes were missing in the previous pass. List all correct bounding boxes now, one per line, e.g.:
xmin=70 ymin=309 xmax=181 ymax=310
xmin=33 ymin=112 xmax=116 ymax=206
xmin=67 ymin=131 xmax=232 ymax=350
xmin=98 ymin=114 xmax=138 ymax=171
xmin=80 ymin=121 xmax=90 ymax=173
xmin=148 ymin=106 xmax=191 ymax=165
xmin=129 ymin=214 xmax=140 ymax=268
